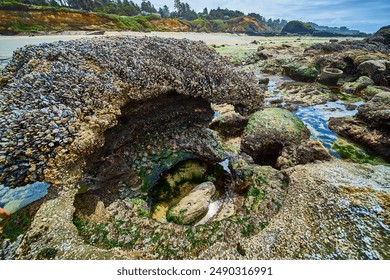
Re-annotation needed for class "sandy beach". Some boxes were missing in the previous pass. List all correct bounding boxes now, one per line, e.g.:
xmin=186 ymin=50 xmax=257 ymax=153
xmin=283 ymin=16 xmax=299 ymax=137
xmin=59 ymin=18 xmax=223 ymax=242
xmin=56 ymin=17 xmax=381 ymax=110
xmin=0 ymin=31 xmax=354 ymax=59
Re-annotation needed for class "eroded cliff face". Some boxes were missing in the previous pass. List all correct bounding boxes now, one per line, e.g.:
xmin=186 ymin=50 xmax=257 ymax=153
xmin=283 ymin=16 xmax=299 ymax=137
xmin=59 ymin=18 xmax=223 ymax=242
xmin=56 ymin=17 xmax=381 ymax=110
xmin=0 ymin=9 xmax=123 ymax=33
xmin=225 ymin=16 xmax=267 ymax=33
xmin=0 ymin=8 xmax=268 ymax=34
xmin=148 ymin=18 xmax=192 ymax=32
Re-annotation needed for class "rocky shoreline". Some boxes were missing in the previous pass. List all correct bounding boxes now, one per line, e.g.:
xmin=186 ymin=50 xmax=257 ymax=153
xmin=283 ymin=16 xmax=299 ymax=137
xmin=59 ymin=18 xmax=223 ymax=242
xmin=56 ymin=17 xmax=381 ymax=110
xmin=0 ymin=29 xmax=389 ymax=260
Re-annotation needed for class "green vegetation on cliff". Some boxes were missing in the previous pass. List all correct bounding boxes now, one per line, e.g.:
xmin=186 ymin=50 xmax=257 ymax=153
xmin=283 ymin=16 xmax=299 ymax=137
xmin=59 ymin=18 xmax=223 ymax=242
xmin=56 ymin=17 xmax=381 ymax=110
xmin=107 ymin=14 xmax=160 ymax=31
xmin=282 ymin=20 xmax=315 ymax=34
xmin=0 ymin=4 xmax=267 ymax=34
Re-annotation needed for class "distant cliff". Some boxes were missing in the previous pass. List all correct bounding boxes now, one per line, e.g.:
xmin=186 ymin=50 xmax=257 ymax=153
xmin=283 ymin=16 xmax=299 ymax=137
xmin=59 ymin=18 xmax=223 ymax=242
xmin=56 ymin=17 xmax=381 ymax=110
xmin=0 ymin=6 xmax=267 ymax=34
xmin=282 ymin=20 xmax=367 ymax=37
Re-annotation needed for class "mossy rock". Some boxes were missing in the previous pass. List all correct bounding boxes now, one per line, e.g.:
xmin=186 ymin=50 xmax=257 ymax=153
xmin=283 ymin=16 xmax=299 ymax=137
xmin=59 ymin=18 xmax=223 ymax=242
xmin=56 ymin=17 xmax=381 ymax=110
xmin=242 ymin=108 xmax=310 ymax=165
xmin=353 ymin=54 xmax=382 ymax=66
xmin=332 ymin=138 xmax=388 ymax=165
xmin=283 ymin=64 xmax=318 ymax=82
xmin=341 ymin=76 xmax=374 ymax=94
xmin=360 ymin=86 xmax=390 ymax=101
xmin=233 ymin=163 xmax=287 ymax=217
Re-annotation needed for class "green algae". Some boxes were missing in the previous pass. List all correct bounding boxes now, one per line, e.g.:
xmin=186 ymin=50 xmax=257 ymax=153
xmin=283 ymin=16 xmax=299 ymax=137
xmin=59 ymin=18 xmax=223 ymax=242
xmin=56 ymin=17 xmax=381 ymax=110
xmin=283 ymin=64 xmax=318 ymax=82
xmin=0 ymin=212 xmax=32 ymax=242
xmin=333 ymin=90 xmax=362 ymax=103
xmin=137 ymin=149 xmax=192 ymax=195
xmin=333 ymin=137 xmax=389 ymax=165
xmin=149 ymin=159 xmax=207 ymax=208
xmin=244 ymin=108 xmax=307 ymax=139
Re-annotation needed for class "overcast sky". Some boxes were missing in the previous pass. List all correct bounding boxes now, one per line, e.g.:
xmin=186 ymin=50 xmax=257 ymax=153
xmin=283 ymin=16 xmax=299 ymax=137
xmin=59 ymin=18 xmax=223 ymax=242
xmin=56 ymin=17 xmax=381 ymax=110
xmin=135 ymin=0 xmax=390 ymax=33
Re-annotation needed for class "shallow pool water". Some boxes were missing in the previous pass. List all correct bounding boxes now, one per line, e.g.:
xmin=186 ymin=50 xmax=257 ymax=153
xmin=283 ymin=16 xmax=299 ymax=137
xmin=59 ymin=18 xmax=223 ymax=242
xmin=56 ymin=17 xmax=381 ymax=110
xmin=0 ymin=182 xmax=50 ymax=216
xmin=294 ymin=101 xmax=363 ymax=156
xmin=149 ymin=158 xmax=232 ymax=224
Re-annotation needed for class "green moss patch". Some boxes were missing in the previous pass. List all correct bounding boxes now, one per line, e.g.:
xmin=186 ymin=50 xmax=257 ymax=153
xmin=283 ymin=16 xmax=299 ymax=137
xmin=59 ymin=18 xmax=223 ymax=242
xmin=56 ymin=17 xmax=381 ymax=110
xmin=1 ymin=212 xmax=32 ymax=242
xmin=333 ymin=137 xmax=389 ymax=165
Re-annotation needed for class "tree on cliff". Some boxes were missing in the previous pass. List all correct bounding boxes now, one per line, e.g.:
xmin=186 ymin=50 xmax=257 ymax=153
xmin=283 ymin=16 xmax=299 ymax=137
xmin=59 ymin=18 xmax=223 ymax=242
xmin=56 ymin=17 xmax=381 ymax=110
xmin=67 ymin=0 xmax=95 ymax=10
xmin=171 ymin=0 xmax=197 ymax=20
xmin=140 ymin=0 xmax=156 ymax=13
xmin=158 ymin=5 xmax=170 ymax=18
xmin=207 ymin=7 xmax=244 ymax=20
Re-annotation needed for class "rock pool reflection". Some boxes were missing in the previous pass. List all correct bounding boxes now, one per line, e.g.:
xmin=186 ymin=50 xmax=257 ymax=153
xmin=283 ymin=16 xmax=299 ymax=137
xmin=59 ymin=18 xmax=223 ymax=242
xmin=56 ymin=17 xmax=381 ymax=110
xmin=294 ymin=101 xmax=363 ymax=157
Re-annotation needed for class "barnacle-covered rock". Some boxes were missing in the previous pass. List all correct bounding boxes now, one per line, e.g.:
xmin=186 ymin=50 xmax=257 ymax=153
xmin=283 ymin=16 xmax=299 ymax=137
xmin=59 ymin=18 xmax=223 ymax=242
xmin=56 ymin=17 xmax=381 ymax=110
xmin=0 ymin=36 xmax=263 ymax=188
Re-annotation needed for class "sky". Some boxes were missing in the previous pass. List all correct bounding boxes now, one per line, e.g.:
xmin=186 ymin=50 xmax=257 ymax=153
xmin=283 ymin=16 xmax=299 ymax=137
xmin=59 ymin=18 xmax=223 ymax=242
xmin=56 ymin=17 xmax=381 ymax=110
xmin=135 ymin=0 xmax=390 ymax=33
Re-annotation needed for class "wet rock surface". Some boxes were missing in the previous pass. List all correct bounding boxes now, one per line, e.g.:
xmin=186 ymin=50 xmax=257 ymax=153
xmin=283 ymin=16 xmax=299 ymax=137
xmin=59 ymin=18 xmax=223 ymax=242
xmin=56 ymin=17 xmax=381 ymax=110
xmin=283 ymin=64 xmax=318 ymax=82
xmin=329 ymin=117 xmax=390 ymax=160
xmin=167 ymin=182 xmax=216 ymax=225
xmin=200 ymin=161 xmax=390 ymax=260
xmin=278 ymin=82 xmax=335 ymax=107
xmin=341 ymin=76 xmax=375 ymax=94
xmin=276 ymin=140 xmax=332 ymax=169
xmin=329 ymin=91 xmax=390 ymax=160
xmin=357 ymin=91 xmax=390 ymax=129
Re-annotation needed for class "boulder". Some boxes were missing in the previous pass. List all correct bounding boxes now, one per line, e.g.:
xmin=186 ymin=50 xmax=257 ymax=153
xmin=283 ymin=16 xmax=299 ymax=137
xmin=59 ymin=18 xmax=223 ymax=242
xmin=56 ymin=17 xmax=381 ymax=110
xmin=374 ymin=25 xmax=390 ymax=46
xmin=341 ymin=76 xmax=375 ymax=94
xmin=166 ymin=182 xmax=215 ymax=225
xmin=357 ymin=60 xmax=388 ymax=85
xmin=359 ymin=86 xmax=390 ymax=100
xmin=358 ymin=60 xmax=386 ymax=74
xmin=209 ymin=112 xmax=248 ymax=138
xmin=276 ymin=140 xmax=332 ymax=169
xmin=241 ymin=108 xmax=310 ymax=165
xmin=296 ymin=140 xmax=332 ymax=164
xmin=0 ymin=36 xmax=263 ymax=188
xmin=357 ymin=91 xmax=390 ymax=129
